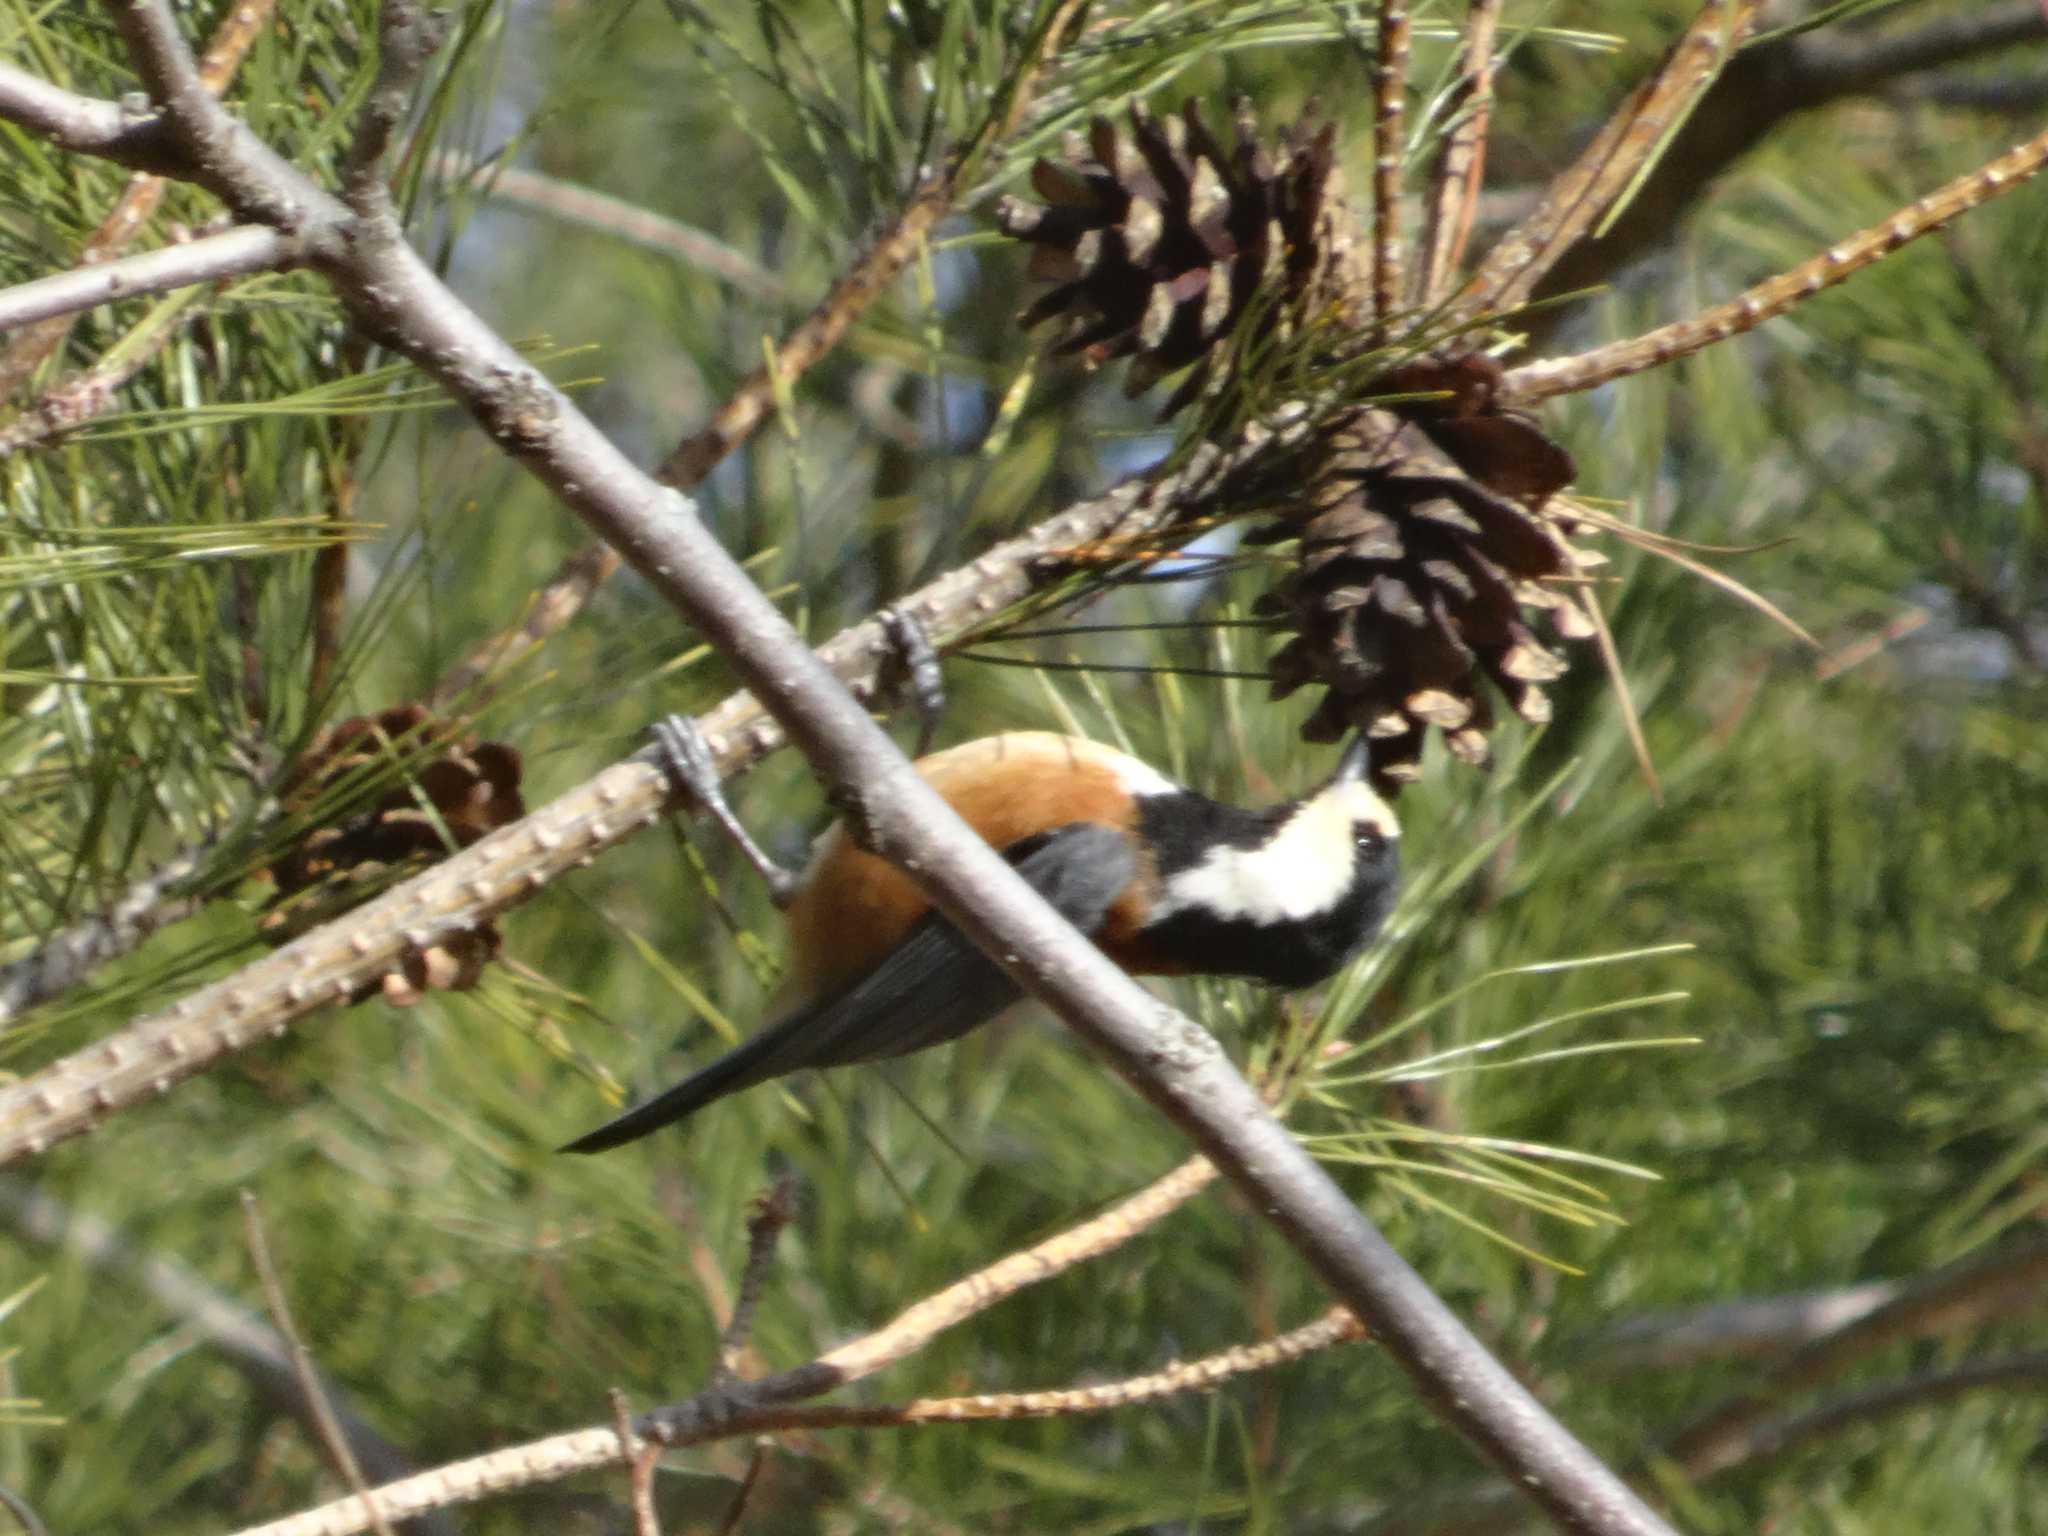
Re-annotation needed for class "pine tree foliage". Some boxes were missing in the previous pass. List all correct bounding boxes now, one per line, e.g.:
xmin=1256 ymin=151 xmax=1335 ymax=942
xmin=2 ymin=2 xmax=2046 ymax=1531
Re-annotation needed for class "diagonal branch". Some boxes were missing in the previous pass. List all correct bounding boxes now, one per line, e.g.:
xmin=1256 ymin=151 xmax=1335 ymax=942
xmin=1414 ymin=0 xmax=1502 ymax=306
xmin=0 ymin=224 xmax=300 ymax=332
xmin=1658 ymin=1234 xmax=2048 ymax=1479
xmin=219 ymin=1152 xmax=1219 ymax=1535
xmin=1501 ymin=126 xmax=2048 ymax=405
xmin=1453 ymin=0 xmax=1763 ymax=321
xmin=6 ymin=12 xmax=1672 ymax=1530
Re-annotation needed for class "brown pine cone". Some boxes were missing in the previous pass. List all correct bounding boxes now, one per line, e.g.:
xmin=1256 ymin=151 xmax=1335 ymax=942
xmin=262 ymin=703 xmax=525 ymax=1003
xmin=996 ymin=99 xmax=1365 ymax=417
xmin=1259 ymin=354 xmax=1598 ymax=792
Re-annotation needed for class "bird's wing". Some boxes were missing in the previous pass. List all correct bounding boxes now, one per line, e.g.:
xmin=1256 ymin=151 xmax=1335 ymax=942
xmin=560 ymin=822 xmax=1136 ymax=1153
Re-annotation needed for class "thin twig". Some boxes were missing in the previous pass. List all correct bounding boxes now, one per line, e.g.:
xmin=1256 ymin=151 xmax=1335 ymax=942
xmin=0 ymin=1483 xmax=48 ymax=1536
xmin=783 ymin=1305 xmax=1368 ymax=1424
xmin=0 ymin=287 xmax=214 ymax=455
xmin=1566 ymin=1281 xmax=1899 ymax=1374
xmin=654 ymin=171 xmax=958 ymax=488
xmin=1415 ymin=0 xmax=1502 ymax=306
xmin=217 ymin=1153 xmax=1216 ymax=1535
xmin=1502 ymin=126 xmax=2048 ymax=405
xmin=609 ymin=1389 xmax=663 ymax=1536
xmin=426 ymin=153 xmax=786 ymax=301
xmin=717 ymin=1176 xmax=799 ymax=1386
xmin=1453 ymin=0 xmax=1763 ymax=322
xmin=241 ymin=1193 xmax=399 ymax=1536
xmin=0 ymin=843 xmax=213 ymax=1030
xmin=0 ymin=1179 xmax=447 ymax=1530
xmin=1791 ymin=0 xmax=2048 ymax=96
xmin=654 ymin=0 xmax=1085 ymax=489
xmin=712 ymin=1441 xmax=768 ymax=1536
xmin=1659 ymin=1234 xmax=2048 ymax=1479
xmin=426 ymin=542 xmax=624 ymax=709
xmin=1369 ymin=0 xmax=1412 ymax=334
xmin=1381 ymin=1235 xmax=2048 ymax=1534
xmin=0 ymin=224 xmax=299 ymax=331
xmin=1725 ymin=1351 xmax=2048 ymax=1466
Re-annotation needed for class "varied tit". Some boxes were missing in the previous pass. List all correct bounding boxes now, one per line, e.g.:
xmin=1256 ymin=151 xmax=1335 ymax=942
xmin=563 ymin=727 xmax=1400 ymax=1154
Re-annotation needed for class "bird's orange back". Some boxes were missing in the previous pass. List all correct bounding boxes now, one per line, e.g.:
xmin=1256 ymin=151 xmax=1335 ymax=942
xmin=780 ymin=733 xmax=1172 ymax=997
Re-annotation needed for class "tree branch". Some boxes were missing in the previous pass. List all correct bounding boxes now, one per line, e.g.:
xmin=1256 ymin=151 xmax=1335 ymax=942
xmin=1793 ymin=1 xmax=2048 ymax=98
xmin=1525 ymin=0 xmax=2048 ymax=318
xmin=1659 ymin=1234 xmax=2048 ymax=1479
xmin=215 ymin=1152 xmax=1218 ymax=1535
xmin=0 ymin=62 xmax=179 ymax=169
xmin=0 ymin=223 xmax=299 ymax=332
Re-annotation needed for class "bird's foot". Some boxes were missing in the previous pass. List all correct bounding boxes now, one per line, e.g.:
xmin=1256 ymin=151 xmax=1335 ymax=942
xmin=648 ymin=713 xmax=802 ymax=907
xmin=878 ymin=605 xmax=945 ymax=758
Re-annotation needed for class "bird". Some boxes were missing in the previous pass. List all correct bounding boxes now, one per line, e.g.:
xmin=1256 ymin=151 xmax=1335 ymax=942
xmin=562 ymin=725 xmax=1400 ymax=1153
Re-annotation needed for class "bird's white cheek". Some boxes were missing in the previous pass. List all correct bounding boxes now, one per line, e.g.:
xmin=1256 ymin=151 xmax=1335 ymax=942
xmin=1151 ymin=842 xmax=1354 ymax=925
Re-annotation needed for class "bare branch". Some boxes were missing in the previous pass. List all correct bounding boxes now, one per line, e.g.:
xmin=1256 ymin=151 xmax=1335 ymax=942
xmin=426 ymin=154 xmax=787 ymax=301
xmin=1724 ymin=1352 xmax=2048 ymax=1467
xmin=0 ymin=224 xmax=299 ymax=332
xmin=1904 ymin=70 xmax=2048 ymax=115
xmin=1568 ymin=1282 xmax=1899 ymax=1374
xmin=240 ymin=1193 xmax=398 ymax=1536
xmin=220 ymin=1306 xmax=1365 ymax=1536
xmin=0 ymin=1483 xmax=48 ymax=1536
xmin=217 ymin=1153 xmax=1216 ymax=1535
xmin=654 ymin=170 xmax=957 ymax=487
xmin=1454 ymin=0 xmax=1764 ymax=320
xmin=341 ymin=1 xmax=453 ymax=210
xmin=0 ymin=843 xmax=213 ymax=1030
xmin=608 ymin=1390 xmax=664 ymax=1536
xmin=0 ymin=0 xmax=276 ymax=394
xmin=1415 ymin=0 xmax=1502 ymax=306
xmin=1370 ymin=0 xmax=1412 ymax=333
xmin=1381 ymin=1235 xmax=2048 ymax=1533
xmin=1521 ymin=3 xmax=2048 ymax=323
xmin=1794 ymin=1 xmax=2048 ymax=97
xmin=1660 ymin=1234 xmax=2048 ymax=1479
xmin=717 ymin=1177 xmax=798 ymax=1386
xmin=0 ymin=62 xmax=180 ymax=170
xmin=1503 ymin=126 xmax=2048 ymax=404
xmin=792 ymin=1305 xmax=1367 ymax=1425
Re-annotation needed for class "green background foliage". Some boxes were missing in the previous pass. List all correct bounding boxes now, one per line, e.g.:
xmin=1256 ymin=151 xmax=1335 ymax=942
xmin=3 ymin=2 xmax=2045 ymax=1530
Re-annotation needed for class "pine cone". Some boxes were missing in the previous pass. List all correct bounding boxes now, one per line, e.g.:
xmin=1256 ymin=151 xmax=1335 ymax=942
xmin=1259 ymin=355 xmax=1597 ymax=793
xmin=996 ymin=100 xmax=1363 ymax=418
xmin=262 ymin=703 xmax=525 ymax=1004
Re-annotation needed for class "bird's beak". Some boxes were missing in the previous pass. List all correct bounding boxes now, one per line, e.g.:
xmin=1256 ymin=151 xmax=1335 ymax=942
xmin=1334 ymin=733 xmax=1372 ymax=784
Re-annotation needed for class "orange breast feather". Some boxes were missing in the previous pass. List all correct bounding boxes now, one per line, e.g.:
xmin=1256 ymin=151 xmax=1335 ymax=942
xmin=779 ymin=733 xmax=1164 ymax=996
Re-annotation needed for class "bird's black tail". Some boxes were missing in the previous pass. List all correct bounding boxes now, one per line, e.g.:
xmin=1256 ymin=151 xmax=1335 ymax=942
xmin=560 ymin=823 xmax=1137 ymax=1154
xmin=557 ymin=1020 xmax=803 ymax=1153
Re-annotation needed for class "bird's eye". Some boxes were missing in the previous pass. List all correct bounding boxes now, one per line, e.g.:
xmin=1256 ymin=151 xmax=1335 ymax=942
xmin=1353 ymin=826 xmax=1383 ymax=852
